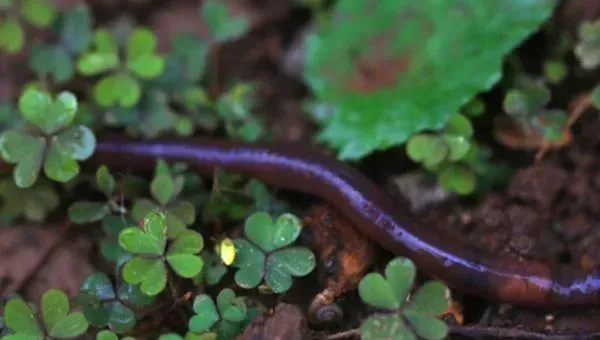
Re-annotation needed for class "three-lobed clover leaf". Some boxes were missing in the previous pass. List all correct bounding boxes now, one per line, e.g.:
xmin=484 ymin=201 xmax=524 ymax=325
xmin=77 ymin=272 xmax=154 ymax=334
xmin=77 ymin=27 xmax=164 ymax=108
xmin=0 ymin=87 xmax=96 ymax=188
xmin=119 ymin=211 xmax=204 ymax=296
xmin=132 ymin=160 xmax=196 ymax=239
xmin=189 ymin=289 xmax=247 ymax=336
xmin=230 ymin=212 xmax=316 ymax=293
xmin=4 ymin=289 xmax=89 ymax=339
xmin=358 ymin=257 xmax=450 ymax=340
xmin=201 ymin=0 xmax=250 ymax=43
xmin=68 ymin=165 xmax=117 ymax=224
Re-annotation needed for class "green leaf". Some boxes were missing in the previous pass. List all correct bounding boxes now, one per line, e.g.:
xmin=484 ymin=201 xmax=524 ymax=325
xmin=53 ymin=125 xmax=96 ymax=160
xmin=168 ymin=201 xmax=196 ymax=226
xmin=0 ymin=18 xmax=24 ymax=53
xmin=0 ymin=131 xmax=45 ymax=188
xmin=118 ymin=225 xmax=166 ymax=256
xmin=94 ymin=73 xmax=141 ymax=108
xmin=360 ymin=314 xmax=414 ymax=340
xmin=126 ymin=28 xmax=164 ymax=78
xmin=575 ymin=20 xmax=600 ymax=70
xmin=231 ymin=239 xmax=265 ymax=289
xmin=18 ymin=88 xmax=78 ymax=134
xmin=20 ymin=0 xmax=56 ymax=28
xmin=43 ymin=142 xmax=80 ymax=183
xmin=47 ymin=312 xmax=89 ymax=338
xmin=96 ymin=165 xmax=115 ymax=196
xmin=172 ymin=32 xmax=208 ymax=82
xmin=244 ymin=212 xmax=302 ymax=253
xmin=168 ymin=230 xmax=204 ymax=254
xmin=201 ymin=0 xmax=250 ymax=42
xmin=265 ymin=247 xmax=316 ymax=293
xmin=166 ymin=253 xmax=204 ymax=278
xmin=438 ymin=164 xmax=476 ymax=195
xmin=151 ymin=172 xmax=175 ymax=205
xmin=403 ymin=312 xmax=448 ymax=340
xmin=96 ymin=330 xmax=118 ymax=340
xmin=406 ymin=134 xmax=448 ymax=168
xmin=216 ymin=289 xmax=247 ymax=323
xmin=358 ymin=273 xmax=401 ymax=310
xmin=29 ymin=44 xmax=73 ymax=84
xmin=4 ymin=298 xmax=42 ymax=336
xmin=59 ymin=3 xmax=93 ymax=53
xmin=405 ymin=281 xmax=450 ymax=315
xmin=122 ymin=257 xmax=166 ymax=296
xmin=77 ymin=53 xmax=119 ymax=75
xmin=68 ymin=201 xmax=110 ymax=223
xmin=189 ymin=295 xmax=219 ymax=333
xmin=304 ymin=0 xmax=558 ymax=160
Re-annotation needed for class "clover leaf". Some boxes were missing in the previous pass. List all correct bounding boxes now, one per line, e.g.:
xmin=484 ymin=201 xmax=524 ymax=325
xmin=77 ymin=272 xmax=154 ymax=334
xmin=358 ymin=257 xmax=450 ymax=340
xmin=132 ymin=160 xmax=196 ymax=239
xmin=119 ymin=211 xmax=204 ymax=296
xmin=96 ymin=330 xmax=137 ymax=340
xmin=77 ymin=27 xmax=164 ymax=108
xmin=216 ymin=83 xmax=265 ymax=142
xmin=575 ymin=19 xmax=600 ymax=70
xmin=0 ymin=88 xmax=95 ymax=188
xmin=20 ymin=0 xmax=56 ymax=28
xmin=0 ymin=18 xmax=24 ymax=53
xmin=0 ymin=178 xmax=59 ymax=222
xmin=68 ymin=165 xmax=118 ymax=224
xmin=28 ymin=44 xmax=74 ymax=84
xmin=189 ymin=289 xmax=248 ymax=338
xmin=194 ymin=251 xmax=228 ymax=286
xmin=4 ymin=289 xmax=89 ymax=339
xmin=201 ymin=0 xmax=250 ymax=43
xmin=304 ymin=0 xmax=557 ymax=160
xmin=230 ymin=212 xmax=316 ymax=293
xmin=58 ymin=3 xmax=94 ymax=54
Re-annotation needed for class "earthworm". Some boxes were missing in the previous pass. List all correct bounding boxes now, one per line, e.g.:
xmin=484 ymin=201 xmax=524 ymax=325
xmin=3 ymin=136 xmax=599 ymax=306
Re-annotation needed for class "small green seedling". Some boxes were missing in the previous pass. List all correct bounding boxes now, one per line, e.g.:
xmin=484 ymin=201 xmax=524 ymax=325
xmin=77 ymin=272 xmax=154 ymax=334
xmin=406 ymin=112 xmax=477 ymax=194
xmin=68 ymin=165 xmax=121 ymax=224
xmin=95 ymin=330 xmax=137 ymax=340
xmin=0 ymin=0 xmax=57 ymax=53
xmin=28 ymin=4 xmax=94 ymax=84
xmin=118 ymin=211 xmax=204 ymax=296
xmin=132 ymin=160 xmax=196 ymax=239
xmin=230 ymin=212 xmax=316 ymax=293
xmin=77 ymin=26 xmax=165 ymax=108
xmin=358 ymin=257 xmax=451 ymax=340
xmin=215 ymin=83 xmax=265 ymax=142
xmin=575 ymin=19 xmax=600 ymax=70
xmin=3 ymin=289 xmax=89 ymax=339
xmin=503 ymin=76 xmax=568 ymax=144
xmin=0 ymin=86 xmax=96 ymax=188
xmin=188 ymin=288 xmax=253 ymax=339
xmin=0 ymin=178 xmax=59 ymax=222
xmin=201 ymin=0 xmax=250 ymax=43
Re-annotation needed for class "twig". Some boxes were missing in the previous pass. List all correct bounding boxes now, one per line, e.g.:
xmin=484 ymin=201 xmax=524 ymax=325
xmin=449 ymin=325 xmax=600 ymax=340
xmin=320 ymin=328 xmax=360 ymax=339
xmin=1 ymin=221 xmax=71 ymax=299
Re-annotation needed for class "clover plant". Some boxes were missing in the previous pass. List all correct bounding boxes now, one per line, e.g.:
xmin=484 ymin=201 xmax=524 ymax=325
xmin=68 ymin=165 xmax=120 ymax=224
xmin=201 ymin=0 xmax=250 ymax=43
xmin=131 ymin=160 xmax=196 ymax=239
xmin=230 ymin=211 xmax=316 ymax=293
xmin=76 ymin=272 xmax=154 ymax=334
xmin=118 ymin=211 xmax=204 ymax=296
xmin=3 ymin=289 xmax=89 ymax=339
xmin=188 ymin=288 xmax=252 ymax=339
xmin=0 ymin=87 xmax=96 ymax=188
xmin=77 ymin=26 xmax=165 ymax=108
xmin=0 ymin=0 xmax=56 ymax=53
xmin=0 ymin=177 xmax=59 ymax=222
xmin=28 ymin=3 xmax=93 ymax=84
xmin=95 ymin=330 xmax=136 ymax=340
xmin=358 ymin=257 xmax=450 ymax=340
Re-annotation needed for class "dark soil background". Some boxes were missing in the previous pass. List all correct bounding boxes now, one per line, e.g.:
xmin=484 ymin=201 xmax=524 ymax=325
xmin=5 ymin=0 xmax=600 ymax=339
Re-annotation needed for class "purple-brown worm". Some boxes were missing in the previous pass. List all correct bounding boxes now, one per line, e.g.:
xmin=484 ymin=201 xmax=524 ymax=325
xmin=3 ymin=136 xmax=599 ymax=306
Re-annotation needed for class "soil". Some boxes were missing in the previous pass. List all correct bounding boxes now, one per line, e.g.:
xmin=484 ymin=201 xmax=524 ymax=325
xmin=4 ymin=0 xmax=600 ymax=339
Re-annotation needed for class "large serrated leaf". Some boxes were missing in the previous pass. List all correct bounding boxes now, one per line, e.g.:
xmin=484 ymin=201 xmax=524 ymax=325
xmin=304 ymin=0 xmax=558 ymax=160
